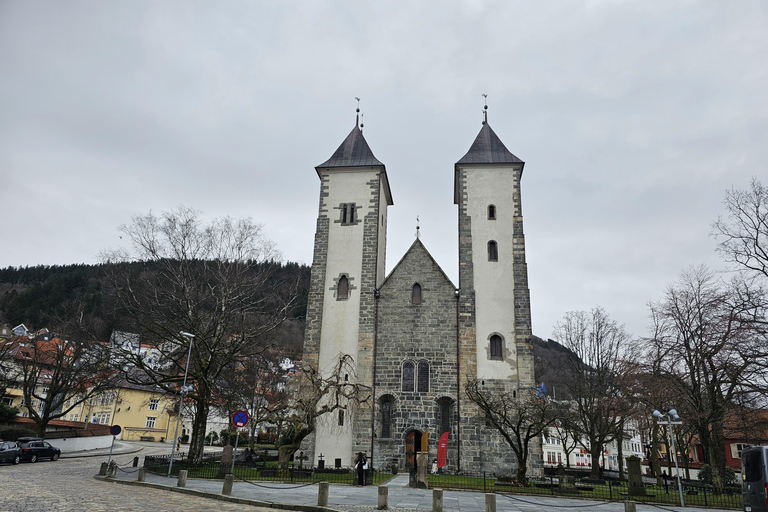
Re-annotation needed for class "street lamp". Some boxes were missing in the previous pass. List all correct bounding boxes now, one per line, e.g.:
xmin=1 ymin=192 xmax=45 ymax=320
xmin=653 ymin=408 xmax=684 ymax=508
xmin=168 ymin=331 xmax=195 ymax=477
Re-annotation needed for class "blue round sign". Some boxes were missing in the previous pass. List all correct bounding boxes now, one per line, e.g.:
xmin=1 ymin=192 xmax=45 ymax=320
xmin=110 ymin=425 xmax=122 ymax=436
xmin=232 ymin=410 xmax=248 ymax=428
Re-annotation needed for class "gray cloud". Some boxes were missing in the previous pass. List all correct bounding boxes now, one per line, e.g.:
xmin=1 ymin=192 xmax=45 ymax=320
xmin=1 ymin=0 xmax=767 ymax=339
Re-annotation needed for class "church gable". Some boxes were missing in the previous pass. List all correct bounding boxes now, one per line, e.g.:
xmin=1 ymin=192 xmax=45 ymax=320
xmin=379 ymin=238 xmax=455 ymax=295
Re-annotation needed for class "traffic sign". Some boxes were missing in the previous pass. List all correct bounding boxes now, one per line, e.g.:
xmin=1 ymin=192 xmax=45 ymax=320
xmin=110 ymin=425 xmax=122 ymax=436
xmin=232 ymin=410 xmax=249 ymax=428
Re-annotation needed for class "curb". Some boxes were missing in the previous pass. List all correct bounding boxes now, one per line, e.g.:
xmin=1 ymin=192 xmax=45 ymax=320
xmin=94 ymin=475 xmax=339 ymax=512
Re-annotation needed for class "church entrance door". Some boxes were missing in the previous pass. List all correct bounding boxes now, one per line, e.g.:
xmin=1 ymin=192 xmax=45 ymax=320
xmin=405 ymin=430 xmax=422 ymax=470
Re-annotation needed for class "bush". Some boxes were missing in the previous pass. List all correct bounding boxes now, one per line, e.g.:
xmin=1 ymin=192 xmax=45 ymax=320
xmin=697 ymin=464 xmax=737 ymax=485
xmin=0 ymin=402 xmax=20 ymax=424
xmin=220 ymin=430 xmax=231 ymax=446
xmin=0 ymin=425 xmax=37 ymax=441
xmin=181 ymin=434 xmax=189 ymax=444
xmin=205 ymin=431 xmax=219 ymax=445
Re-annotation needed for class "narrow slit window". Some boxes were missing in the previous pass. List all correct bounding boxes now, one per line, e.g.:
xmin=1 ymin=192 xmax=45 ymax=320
xmin=490 ymin=334 xmax=503 ymax=360
xmin=402 ymin=361 xmax=414 ymax=392
xmin=488 ymin=241 xmax=498 ymax=262
xmin=440 ymin=399 xmax=452 ymax=434
xmin=338 ymin=409 xmax=344 ymax=426
xmin=381 ymin=399 xmax=392 ymax=438
xmin=411 ymin=283 xmax=422 ymax=305
xmin=417 ymin=361 xmax=429 ymax=393
xmin=488 ymin=205 xmax=496 ymax=220
xmin=337 ymin=275 xmax=349 ymax=300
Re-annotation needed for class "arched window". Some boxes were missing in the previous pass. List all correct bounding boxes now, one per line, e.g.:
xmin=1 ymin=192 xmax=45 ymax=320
xmin=337 ymin=275 xmax=349 ymax=300
xmin=488 ymin=241 xmax=498 ymax=262
xmin=490 ymin=334 xmax=503 ymax=360
xmin=402 ymin=361 xmax=414 ymax=392
xmin=381 ymin=397 xmax=393 ymax=438
xmin=411 ymin=283 xmax=422 ymax=305
xmin=438 ymin=398 xmax=452 ymax=435
xmin=417 ymin=361 xmax=429 ymax=393
xmin=488 ymin=204 xmax=496 ymax=220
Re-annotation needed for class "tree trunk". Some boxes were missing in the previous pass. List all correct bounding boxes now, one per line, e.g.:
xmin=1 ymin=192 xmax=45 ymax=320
xmin=617 ymin=437 xmax=625 ymax=481
xmin=651 ymin=424 xmax=662 ymax=485
xmin=278 ymin=443 xmax=299 ymax=472
xmin=188 ymin=399 xmax=209 ymax=463
xmin=590 ymin=443 xmax=602 ymax=478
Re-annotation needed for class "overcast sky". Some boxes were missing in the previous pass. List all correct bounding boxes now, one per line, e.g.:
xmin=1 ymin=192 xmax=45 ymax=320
xmin=1 ymin=1 xmax=766 ymax=340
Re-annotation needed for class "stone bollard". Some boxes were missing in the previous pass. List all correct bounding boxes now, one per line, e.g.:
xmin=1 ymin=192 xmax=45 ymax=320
xmin=107 ymin=461 xmax=117 ymax=478
xmin=624 ymin=501 xmax=637 ymax=512
xmin=318 ymin=481 xmax=329 ymax=507
xmin=222 ymin=474 xmax=234 ymax=495
xmin=485 ymin=493 xmax=496 ymax=512
xmin=138 ymin=467 xmax=146 ymax=482
xmin=177 ymin=469 xmax=188 ymax=487
xmin=133 ymin=456 xmax=139 ymax=467
xmin=378 ymin=485 xmax=388 ymax=510
xmin=432 ymin=489 xmax=443 ymax=512
xmin=99 ymin=462 xmax=108 ymax=476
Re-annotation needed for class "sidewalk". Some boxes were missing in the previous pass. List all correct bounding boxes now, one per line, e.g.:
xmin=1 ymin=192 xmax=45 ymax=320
xmin=99 ymin=466 xmax=736 ymax=512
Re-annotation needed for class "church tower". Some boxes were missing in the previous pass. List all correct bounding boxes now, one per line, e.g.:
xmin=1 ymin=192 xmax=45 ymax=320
xmin=302 ymin=115 xmax=393 ymax=467
xmin=454 ymin=109 xmax=540 ymax=473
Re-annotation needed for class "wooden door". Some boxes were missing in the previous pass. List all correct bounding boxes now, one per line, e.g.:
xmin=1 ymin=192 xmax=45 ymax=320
xmin=405 ymin=431 xmax=416 ymax=470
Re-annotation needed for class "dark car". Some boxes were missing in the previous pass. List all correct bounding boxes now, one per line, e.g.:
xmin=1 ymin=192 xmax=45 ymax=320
xmin=0 ymin=441 xmax=20 ymax=465
xmin=17 ymin=437 xmax=60 ymax=462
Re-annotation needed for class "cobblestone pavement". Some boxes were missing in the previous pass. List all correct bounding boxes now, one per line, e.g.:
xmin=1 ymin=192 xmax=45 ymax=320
xmin=0 ymin=444 xmax=274 ymax=512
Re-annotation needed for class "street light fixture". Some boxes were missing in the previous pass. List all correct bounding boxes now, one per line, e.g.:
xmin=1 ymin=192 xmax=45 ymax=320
xmin=168 ymin=331 xmax=195 ymax=477
xmin=653 ymin=408 xmax=684 ymax=507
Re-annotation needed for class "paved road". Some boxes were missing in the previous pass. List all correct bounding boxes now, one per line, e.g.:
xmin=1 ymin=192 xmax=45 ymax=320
xmin=0 ymin=443 xmax=273 ymax=512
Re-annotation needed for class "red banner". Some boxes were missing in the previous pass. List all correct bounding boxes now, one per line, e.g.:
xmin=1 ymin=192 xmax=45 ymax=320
xmin=437 ymin=432 xmax=449 ymax=468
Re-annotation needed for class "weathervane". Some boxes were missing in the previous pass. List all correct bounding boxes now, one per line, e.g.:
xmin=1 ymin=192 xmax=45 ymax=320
xmin=482 ymin=93 xmax=488 ymax=125
xmin=416 ymin=216 xmax=420 ymax=239
xmin=355 ymin=97 xmax=361 ymax=128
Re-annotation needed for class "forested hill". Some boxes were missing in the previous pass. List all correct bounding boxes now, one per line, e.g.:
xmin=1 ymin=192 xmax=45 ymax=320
xmin=0 ymin=261 xmax=310 ymax=357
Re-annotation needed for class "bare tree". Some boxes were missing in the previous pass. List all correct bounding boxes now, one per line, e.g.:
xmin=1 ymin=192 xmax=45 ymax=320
xmin=647 ymin=265 xmax=768 ymax=491
xmin=553 ymin=307 xmax=636 ymax=478
xmin=548 ymin=404 xmax=580 ymax=469
xmin=14 ymin=332 xmax=114 ymax=436
xmin=270 ymin=355 xmax=370 ymax=471
xmin=466 ymin=381 xmax=556 ymax=482
xmin=713 ymin=178 xmax=768 ymax=280
xmin=103 ymin=207 xmax=298 ymax=462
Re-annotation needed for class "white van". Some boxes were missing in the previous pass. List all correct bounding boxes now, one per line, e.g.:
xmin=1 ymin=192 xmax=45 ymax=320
xmin=742 ymin=446 xmax=768 ymax=512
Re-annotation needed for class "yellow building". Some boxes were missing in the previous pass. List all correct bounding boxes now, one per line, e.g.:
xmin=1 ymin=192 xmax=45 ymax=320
xmin=70 ymin=378 xmax=178 ymax=442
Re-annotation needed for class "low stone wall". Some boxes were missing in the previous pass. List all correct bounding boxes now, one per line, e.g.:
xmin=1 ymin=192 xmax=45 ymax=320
xmin=47 ymin=433 xmax=118 ymax=452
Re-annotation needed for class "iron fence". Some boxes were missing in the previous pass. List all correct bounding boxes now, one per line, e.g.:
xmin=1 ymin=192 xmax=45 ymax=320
xmin=143 ymin=455 xmax=742 ymax=510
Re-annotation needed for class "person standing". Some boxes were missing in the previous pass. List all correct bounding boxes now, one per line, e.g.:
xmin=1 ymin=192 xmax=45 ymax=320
xmin=356 ymin=452 xmax=367 ymax=486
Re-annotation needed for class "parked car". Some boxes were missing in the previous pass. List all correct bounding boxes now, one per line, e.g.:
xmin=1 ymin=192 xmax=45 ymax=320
xmin=0 ymin=441 xmax=20 ymax=465
xmin=17 ymin=437 xmax=60 ymax=462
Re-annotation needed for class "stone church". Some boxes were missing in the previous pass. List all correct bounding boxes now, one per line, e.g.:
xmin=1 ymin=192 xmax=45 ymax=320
xmin=301 ymin=109 xmax=539 ymax=476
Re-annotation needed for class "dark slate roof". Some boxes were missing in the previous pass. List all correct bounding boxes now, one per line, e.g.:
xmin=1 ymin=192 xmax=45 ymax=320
xmin=316 ymin=124 xmax=384 ymax=169
xmin=455 ymin=122 xmax=523 ymax=167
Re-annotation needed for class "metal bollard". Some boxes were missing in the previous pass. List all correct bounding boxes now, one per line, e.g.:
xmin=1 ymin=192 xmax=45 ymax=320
xmin=222 ymin=474 xmax=234 ymax=495
xmin=133 ymin=456 xmax=139 ymax=467
xmin=99 ymin=462 xmax=108 ymax=476
xmin=318 ymin=481 xmax=329 ymax=507
xmin=138 ymin=467 xmax=146 ymax=482
xmin=433 ymin=489 xmax=443 ymax=512
xmin=378 ymin=485 xmax=388 ymax=510
xmin=485 ymin=493 xmax=496 ymax=512
xmin=624 ymin=501 xmax=637 ymax=512
xmin=177 ymin=469 xmax=188 ymax=487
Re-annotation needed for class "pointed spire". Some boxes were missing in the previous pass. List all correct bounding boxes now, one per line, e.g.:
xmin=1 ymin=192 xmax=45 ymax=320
xmin=316 ymin=98 xmax=384 ymax=169
xmin=456 ymin=122 xmax=523 ymax=166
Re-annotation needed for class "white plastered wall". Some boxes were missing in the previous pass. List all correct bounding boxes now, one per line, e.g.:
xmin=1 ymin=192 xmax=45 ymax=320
xmin=465 ymin=166 xmax=519 ymax=380
xmin=315 ymin=168 xmax=379 ymax=466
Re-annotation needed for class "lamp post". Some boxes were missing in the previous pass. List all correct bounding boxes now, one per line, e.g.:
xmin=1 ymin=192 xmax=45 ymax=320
xmin=168 ymin=331 xmax=195 ymax=477
xmin=653 ymin=408 xmax=684 ymax=507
